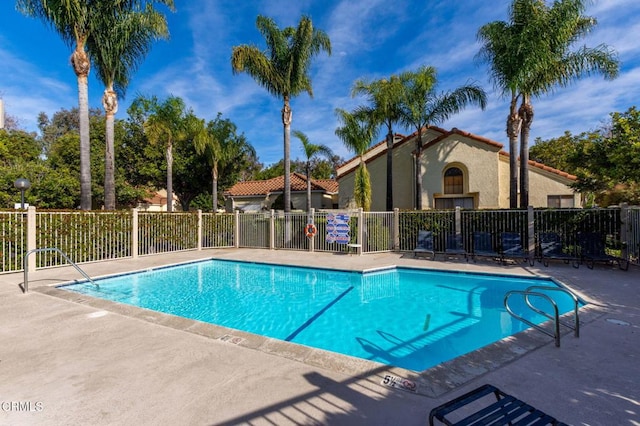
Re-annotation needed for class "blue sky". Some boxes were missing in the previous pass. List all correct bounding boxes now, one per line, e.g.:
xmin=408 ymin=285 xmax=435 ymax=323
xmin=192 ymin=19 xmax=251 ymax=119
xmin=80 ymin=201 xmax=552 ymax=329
xmin=1 ymin=0 xmax=638 ymax=166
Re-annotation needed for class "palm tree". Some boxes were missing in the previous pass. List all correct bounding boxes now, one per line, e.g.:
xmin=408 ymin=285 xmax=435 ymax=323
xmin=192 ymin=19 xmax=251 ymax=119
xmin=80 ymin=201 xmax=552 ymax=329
xmin=514 ymin=0 xmax=619 ymax=208
xmin=352 ymin=76 xmax=404 ymax=211
xmin=335 ymin=109 xmax=378 ymax=211
xmin=398 ymin=66 xmax=487 ymax=209
xmin=194 ymin=113 xmax=256 ymax=212
xmin=231 ymin=15 xmax=331 ymax=213
xmin=89 ymin=1 xmax=173 ymax=210
xmin=477 ymin=5 xmax=532 ymax=209
xmin=292 ymin=130 xmax=334 ymax=215
xmin=132 ymin=95 xmax=190 ymax=212
xmin=478 ymin=0 xmax=618 ymax=208
xmin=17 ymin=0 xmax=101 ymax=209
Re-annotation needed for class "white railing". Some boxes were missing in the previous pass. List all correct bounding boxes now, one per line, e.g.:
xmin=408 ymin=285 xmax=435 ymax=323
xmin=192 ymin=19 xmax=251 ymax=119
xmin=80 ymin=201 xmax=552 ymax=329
xmin=138 ymin=211 xmax=198 ymax=255
xmin=3 ymin=205 xmax=638 ymax=274
xmin=36 ymin=210 xmax=132 ymax=266
xmin=0 ymin=210 xmax=27 ymax=272
xmin=202 ymin=213 xmax=235 ymax=248
xmin=274 ymin=212 xmax=309 ymax=251
xmin=362 ymin=211 xmax=394 ymax=253
xmin=237 ymin=212 xmax=269 ymax=248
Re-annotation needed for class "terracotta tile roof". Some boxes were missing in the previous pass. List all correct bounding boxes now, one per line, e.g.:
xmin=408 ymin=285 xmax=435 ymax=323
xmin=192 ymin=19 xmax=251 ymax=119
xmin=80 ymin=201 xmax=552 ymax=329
xmin=225 ymin=173 xmax=339 ymax=197
xmin=498 ymin=151 xmax=577 ymax=180
xmin=142 ymin=189 xmax=178 ymax=205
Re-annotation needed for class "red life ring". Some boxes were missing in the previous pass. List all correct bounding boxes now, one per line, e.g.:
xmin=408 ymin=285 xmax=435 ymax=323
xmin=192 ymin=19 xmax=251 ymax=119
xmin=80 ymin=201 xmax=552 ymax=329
xmin=305 ymin=223 xmax=317 ymax=238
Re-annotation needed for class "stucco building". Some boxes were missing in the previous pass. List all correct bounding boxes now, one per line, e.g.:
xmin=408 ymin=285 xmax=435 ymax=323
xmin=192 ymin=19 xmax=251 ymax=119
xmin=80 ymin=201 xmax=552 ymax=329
xmin=336 ymin=126 xmax=579 ymax=210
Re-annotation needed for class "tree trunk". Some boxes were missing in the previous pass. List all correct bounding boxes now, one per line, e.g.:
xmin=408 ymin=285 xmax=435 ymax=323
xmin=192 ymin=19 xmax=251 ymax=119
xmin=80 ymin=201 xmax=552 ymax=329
xmin=519 ymin=96 xmax=533 ymax=209
xmin=73 ymin=47 xmax=92 ymax=210
xmin=212 ymin=162 xmax=218 ymax=212
xmin=386 ymin=127 xmax=393 ymax=211
xmin=415 ymin=129 xmax=423 ymax=209
xmin=166 ymin=141 xmax=173 ymax=213
xmin=507 ymin=94 xmax=522 ymax=209
xmin=282 ymin=96 xmax=292 ymax=213
xmin=103 ymin=88 xmax=118 ymax=210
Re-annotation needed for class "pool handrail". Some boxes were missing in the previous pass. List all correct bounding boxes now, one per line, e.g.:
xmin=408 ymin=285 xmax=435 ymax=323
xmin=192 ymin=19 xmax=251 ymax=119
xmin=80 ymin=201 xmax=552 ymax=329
xmin=504 ymin=290 xmax=561 ymax=347
xmin=23 ymin=247 xmax=99 ymax=293
xmin=525 ymin=285 xmax=580 ymax=338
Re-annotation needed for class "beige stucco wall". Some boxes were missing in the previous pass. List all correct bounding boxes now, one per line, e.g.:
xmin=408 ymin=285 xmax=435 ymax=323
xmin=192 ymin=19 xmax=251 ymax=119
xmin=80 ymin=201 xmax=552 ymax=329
xmin=421 ymin=136 xmax=502 ymax=209
xmin=338 ymin=130 xmax=580 ymax=211
xmin=497 ymin=155 xmax=580 ymax=208
xmin=338 ymin=170 xmax=357 ymax=209
xmin=526 ymin=167 xmax=580 ymax=207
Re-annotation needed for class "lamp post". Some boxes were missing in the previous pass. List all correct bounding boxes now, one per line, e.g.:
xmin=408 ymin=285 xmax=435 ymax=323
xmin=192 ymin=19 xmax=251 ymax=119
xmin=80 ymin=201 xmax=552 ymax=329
xmin=14 ymin=178 xmax=31 ymax=209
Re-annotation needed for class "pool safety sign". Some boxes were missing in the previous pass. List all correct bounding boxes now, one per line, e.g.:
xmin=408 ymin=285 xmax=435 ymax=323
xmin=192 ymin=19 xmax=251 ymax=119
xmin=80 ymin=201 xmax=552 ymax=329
xmin=325 ymin=213 xmax=350 ymax=244
xmin=381 ymin=374 xmax=418 ymax=393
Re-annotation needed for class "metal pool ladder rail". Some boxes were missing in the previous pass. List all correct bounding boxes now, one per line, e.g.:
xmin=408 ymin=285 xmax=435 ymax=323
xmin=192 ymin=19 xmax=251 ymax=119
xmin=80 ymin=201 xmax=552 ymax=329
xmin=22 ymin=247 xmax=99 ymax=293
xmin=504 ymin=285 xmax=580 ymax=347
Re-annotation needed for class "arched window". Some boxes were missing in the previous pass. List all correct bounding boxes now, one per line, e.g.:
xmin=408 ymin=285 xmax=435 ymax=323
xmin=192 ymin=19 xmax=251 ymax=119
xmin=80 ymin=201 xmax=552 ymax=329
xmin=444 ymin=167 xmax=464 ymax=194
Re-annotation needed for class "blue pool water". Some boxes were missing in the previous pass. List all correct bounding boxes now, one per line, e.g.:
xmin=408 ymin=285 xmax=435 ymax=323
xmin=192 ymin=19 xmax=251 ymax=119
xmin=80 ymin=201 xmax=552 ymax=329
xmin=61 ymin=260 xmax=581 ymax=372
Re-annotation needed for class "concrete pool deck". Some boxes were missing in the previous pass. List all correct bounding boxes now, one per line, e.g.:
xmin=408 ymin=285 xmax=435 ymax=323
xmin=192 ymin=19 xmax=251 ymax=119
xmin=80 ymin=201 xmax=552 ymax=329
xmin=0 ymin=249 xmax=638 ymax=425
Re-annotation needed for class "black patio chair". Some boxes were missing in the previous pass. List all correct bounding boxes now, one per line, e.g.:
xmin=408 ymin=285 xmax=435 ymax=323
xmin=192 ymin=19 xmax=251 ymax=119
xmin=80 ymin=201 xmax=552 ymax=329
xmin=429 ymin=383 xmax=567 ymax=426
xmin=414 ymin=230 xmax=435 ymax=260
xmin=471 ymin=231 xmax=499 ymax=262
xmin=578 ymin=232 xmax=629 ymax=270
xmin=538 ymin=232 xmax=579 ymax=268
xmin=500 ymin=232 xmax=534 ymax=266
xmin=444 ymin=233 xmax=467 ymax=261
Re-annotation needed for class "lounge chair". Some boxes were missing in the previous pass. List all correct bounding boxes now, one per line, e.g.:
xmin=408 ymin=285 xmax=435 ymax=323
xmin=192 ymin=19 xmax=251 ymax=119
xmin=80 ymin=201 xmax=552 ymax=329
xmin=500 ymin=232 xmax=533 ymax=266
xmin=429 ymin=383 xmax=567 ymax=426
xmin=414 ymin=230 xmax=435 ymax=259
xmin=538 ymin=232 xmax=579 ymax=268
xmin=471 ymin=231 xmax=499 ymax=262
xmin=444 ymin=233 xmax=467 ymax=261
xmin=578 ymin=232 xmax=629 ymax=270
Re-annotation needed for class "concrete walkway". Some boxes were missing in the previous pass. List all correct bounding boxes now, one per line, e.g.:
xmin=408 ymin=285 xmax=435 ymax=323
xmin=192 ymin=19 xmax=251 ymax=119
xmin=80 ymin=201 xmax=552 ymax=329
xmin=0 ymin=249 xmax=638 ymax=425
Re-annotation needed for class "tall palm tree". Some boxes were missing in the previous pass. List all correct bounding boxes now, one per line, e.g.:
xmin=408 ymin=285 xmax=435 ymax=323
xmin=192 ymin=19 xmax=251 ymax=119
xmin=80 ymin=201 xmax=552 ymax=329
xmin=231 ymin=15 xmax=331 ymax=213
xmin=89 ymin=1 xmax=173 ymax=210
xmin=477 ymin=4 xmax=533 ymax=209
xmin=352 ymin=76 xmax=404 ymax=211
xmin=398 ymin=66 xmax=487 ymax=209
xmin=335 ymin=109 xmax=378 ymax=211
xmin=131 ymin=95 xmax=189 ymax=212
xmin=514 ymin=0 xmax=619 ymax=208
xmin=292 ymin=130 xmax=334 ymax=215
xmin=17 ymin=0 xmax=102 ymax=209
xmin=478 ymin=0 xmax=618 ymax=208
xmin=194 ymin=113 xmax=256 ymax=212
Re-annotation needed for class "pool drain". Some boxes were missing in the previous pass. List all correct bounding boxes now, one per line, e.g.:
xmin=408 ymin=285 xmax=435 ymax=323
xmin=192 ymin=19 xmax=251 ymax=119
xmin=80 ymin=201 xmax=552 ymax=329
xmin=605 ymin=318 xmax=631 ymax=326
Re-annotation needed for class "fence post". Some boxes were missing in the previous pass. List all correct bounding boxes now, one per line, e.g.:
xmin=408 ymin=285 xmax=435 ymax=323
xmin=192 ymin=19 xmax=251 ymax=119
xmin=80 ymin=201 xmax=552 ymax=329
xmin=132 ymin=208 xmax=138 ymax=259
xmin=455 ymin=206 xmax=462 ymax=236
xmin=357 ymin=208 xmax=364 ymax=255
xmin=234 ymin=210 xmax=240 ymax=248
xmin=270 ymin=210 xmax=275 ymax=250
xmin=620 ymin=202 xmax=629 ymax=259
xmin=26 ymin=206 xmax=36 ymax=273
xmin=309 ymin=208 xmax=315 ymax=253
xmin=197 ymin=209 xmax=202 ymax=251
xmin=527 ymin=205 xmax=535 ymax=257
xmin=393 ymin=208 xmax=400 ymax=251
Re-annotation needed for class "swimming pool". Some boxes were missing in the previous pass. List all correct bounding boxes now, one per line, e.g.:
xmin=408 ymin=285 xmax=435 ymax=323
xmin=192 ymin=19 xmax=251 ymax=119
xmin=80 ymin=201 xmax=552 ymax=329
xmin=60 ymin=259 xmax=580 ymax=372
